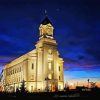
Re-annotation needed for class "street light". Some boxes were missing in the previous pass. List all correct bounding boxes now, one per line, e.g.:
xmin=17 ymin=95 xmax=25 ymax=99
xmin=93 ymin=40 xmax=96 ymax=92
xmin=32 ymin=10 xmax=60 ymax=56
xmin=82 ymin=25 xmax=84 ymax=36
xmin=87 ymin=79 xmax=90 ymax=88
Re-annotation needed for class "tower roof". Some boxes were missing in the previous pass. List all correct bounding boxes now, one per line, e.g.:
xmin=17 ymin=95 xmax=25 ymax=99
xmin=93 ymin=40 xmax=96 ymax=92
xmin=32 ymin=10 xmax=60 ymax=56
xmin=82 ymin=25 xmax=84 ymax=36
xmin=41 ymin=17 xmax=52 ymax=25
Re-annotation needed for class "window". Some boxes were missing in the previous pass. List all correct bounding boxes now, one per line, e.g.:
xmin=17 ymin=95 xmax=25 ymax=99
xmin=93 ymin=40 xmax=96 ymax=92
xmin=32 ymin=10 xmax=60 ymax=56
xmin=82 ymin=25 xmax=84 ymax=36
xmin=48 ymin=74 xmax=52 ymax=79
xmin=13 ymin=69 xmax=14 ymax=74
xmin=32 ymin=63 xmax=34 ymax=69
xmin=11 ymin=70 xmax=12 ymax=75
xmin=31 ymin=86 xmax=33 ymax=92
xmin=31 ymin=75 xmax=34 ymax=80
xmin=15 ymin=69 xmax=16 ymax=73
xmin=48 ymin=49 xmax=53 ymax=60
xmin=17 ymin=78 xmax=18 ymax=82
xmin=59 ymin=66 xmax=60 ymax=71
xmin=48 ymin=49 xmax=52 ymax=54
xmin=20 ymin=67 xmax=21 ymax=72
xmin=59 ymin=76 xmax=60 ymax=80
xmin=48 ymin=62 xmax=52 ymax=70
xmin=19 ymin=77 xmax=20 ymax=82
xmin=59 ymin=85 xmax=61 ymax=90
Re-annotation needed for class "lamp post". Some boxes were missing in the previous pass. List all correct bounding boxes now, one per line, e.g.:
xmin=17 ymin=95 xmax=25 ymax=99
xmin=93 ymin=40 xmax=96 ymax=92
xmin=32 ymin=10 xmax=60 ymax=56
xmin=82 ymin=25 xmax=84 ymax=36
xmin=87 ymin=79 xmax=90 ymax=88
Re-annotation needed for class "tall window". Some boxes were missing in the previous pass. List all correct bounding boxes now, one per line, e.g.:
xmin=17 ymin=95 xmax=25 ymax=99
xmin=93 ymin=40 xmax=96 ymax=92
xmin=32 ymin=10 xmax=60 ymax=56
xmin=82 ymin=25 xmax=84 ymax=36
xmin=48 ymin=62 xmax=52 ymax=70
xmin=59 ymin=76 xmax=60 ymax=80
xmin=17 ymin=78 xmax=18 ymax=82
xmin=31 ymin=75 xmax=34 ymax=80
xmin=32 ymin=63 xmax=34 ymax=69
xmin=20 ymin=67 xmax=21 ymax=72
xmin=15 ymin=69 xmax=16 ymax=73
xmin=59 ymin=66 xmax=60 ymax=71
xmin=19 ymin=77 xmax=20 ymax=82
xmin=13 ymin=69 xmax=14 ymax=74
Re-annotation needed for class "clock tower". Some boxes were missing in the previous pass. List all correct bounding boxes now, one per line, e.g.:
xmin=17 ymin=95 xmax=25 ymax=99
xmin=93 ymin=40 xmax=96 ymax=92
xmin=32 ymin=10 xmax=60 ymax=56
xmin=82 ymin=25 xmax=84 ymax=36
xmin=39 ymin=17 xmax=54 ymax=39
xmin=35 ymin=16 xmax=64 ymax=91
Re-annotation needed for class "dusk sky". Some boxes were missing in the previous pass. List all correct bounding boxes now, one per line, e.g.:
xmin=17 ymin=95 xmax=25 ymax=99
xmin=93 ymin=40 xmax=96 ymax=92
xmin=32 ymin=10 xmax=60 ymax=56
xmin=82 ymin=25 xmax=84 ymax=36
xmin=0 ymin=0 xmax=100 ymax=86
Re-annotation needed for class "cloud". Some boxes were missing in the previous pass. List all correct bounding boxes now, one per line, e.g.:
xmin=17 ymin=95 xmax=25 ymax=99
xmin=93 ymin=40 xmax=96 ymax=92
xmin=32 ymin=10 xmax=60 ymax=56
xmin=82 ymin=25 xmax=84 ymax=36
xmin=86 ymin=48 xmax=100 ymax=61
xmin=0 ymin=56 xmax=16 ymax=64
xmin=64 ymin=62 xmax=100 ymax=72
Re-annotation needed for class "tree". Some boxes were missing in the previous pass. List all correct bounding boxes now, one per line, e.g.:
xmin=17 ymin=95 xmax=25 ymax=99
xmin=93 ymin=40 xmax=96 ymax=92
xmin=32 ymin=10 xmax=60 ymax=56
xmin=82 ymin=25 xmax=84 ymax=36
xmin=20 ymin=80 xmax=27 ymax=93
xmin=16 ymin=87 xmax=20 ymax=93
xmin=90 ymin=82 xmax=96 ymax=88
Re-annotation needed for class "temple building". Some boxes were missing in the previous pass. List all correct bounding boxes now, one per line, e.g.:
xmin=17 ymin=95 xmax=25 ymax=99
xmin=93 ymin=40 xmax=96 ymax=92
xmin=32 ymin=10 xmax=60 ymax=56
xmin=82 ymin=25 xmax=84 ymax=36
xmin=3 ymin=16 xmax=64 ymax=92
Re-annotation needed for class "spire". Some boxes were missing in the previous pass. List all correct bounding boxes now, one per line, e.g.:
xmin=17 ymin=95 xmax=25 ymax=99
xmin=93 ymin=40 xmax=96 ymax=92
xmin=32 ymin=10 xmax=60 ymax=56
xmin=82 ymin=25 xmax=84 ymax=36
xmin=39 ymin=11 xmax=54 ymax=39
xmin=40 ymin=10 xmax=52 ymax=25
xmin=41 ymin=17 xmax=52 ymax=25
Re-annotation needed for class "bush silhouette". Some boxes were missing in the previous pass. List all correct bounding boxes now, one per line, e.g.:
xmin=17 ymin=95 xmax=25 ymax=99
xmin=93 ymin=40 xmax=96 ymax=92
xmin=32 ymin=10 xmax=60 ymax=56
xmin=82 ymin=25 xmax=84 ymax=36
xmin=20 ymin=80 xmax=27 ymax=93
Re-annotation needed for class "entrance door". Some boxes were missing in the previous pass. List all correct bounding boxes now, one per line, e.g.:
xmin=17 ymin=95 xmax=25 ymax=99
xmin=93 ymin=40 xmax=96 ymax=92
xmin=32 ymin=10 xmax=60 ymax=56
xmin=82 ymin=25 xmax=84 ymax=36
xmin=51 ymin=83 xmax=56 ymax=92
xmin=31 ymin=86 xmax=33 ymax=92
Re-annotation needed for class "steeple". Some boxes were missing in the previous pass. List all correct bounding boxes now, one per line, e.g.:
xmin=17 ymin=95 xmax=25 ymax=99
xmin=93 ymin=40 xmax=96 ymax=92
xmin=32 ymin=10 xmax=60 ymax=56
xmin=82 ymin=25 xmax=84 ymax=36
xmin=41 ymin=17 xmax=52 ymax=25
xmin=39 ymin=12 xmax=54 ymax=39
xmin=45 ymin=9 xmax=47 ymax=17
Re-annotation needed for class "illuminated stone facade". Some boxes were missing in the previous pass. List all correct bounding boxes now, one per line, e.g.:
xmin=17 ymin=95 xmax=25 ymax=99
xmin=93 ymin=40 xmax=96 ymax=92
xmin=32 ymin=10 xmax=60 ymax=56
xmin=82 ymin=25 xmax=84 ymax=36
xmin=3 ymin=17 xmax=64 ymax=92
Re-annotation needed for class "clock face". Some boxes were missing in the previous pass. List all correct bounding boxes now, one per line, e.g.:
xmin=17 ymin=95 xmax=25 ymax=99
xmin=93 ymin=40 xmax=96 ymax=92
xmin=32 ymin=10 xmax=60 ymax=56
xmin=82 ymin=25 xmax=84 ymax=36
xmin=40 ymin=24 xmax=53 ymax=36
xmin=46 ymin=26 xmax=53 ymax=35
xmin=48 ymin=49 xmax=52 ymax=54
xmin=47 ymin=28 xmax=50 ymax=32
